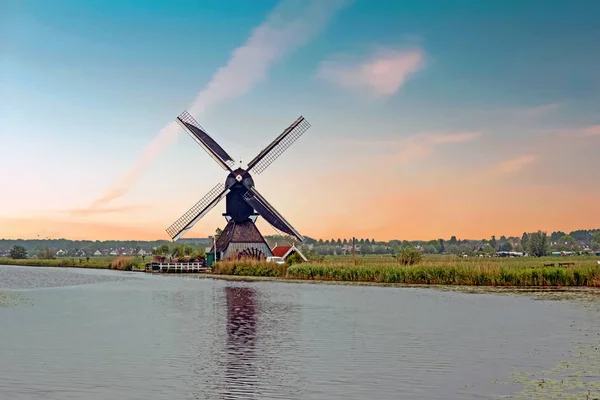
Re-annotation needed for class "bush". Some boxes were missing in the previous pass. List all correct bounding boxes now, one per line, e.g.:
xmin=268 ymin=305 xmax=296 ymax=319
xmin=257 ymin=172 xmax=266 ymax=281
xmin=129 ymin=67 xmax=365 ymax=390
xmin=286 ymin=252 xmax=304 ymax=266
xmin=397 ymin=247 xmax=422 ymax=266
xmin=109 ymin=257 xmax=133 ymax=271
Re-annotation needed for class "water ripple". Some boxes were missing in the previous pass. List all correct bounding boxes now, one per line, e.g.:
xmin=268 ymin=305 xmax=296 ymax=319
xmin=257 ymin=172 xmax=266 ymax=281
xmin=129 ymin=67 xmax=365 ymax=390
xmin=0 ymin=266 xmax=599 ymax=399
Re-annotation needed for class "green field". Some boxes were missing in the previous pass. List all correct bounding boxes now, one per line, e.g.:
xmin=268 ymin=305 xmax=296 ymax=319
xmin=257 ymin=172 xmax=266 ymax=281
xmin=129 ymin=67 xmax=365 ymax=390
xmin=213 ymin=254 xmax=600 ymax=287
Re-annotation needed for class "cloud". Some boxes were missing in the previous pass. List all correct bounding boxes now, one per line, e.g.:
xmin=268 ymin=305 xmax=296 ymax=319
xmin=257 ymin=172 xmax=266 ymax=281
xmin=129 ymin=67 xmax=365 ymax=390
xmin=65 ymin=204 xmax=151 ymax=217
xmin=558 ymin=125 xmax=600 ymax=138
xmin=496 ymin=154 xmax=540 ymax=174
xmin=392 ymin=131 xmax=482 ymax=164
xmin=86 ymin=0 xmax=350 ymax=214
xmin=318 ymin=47 xmax=425 ymax=96
xmin=516 ymin=102 xmax=562 ymax=118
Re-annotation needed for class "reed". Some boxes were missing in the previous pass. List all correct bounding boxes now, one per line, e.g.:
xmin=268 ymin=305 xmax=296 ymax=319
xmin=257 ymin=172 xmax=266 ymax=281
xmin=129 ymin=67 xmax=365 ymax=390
xmin=287 ymin=263 xmax=600 ymax=287
xmin=213 ymin=259 xmax=287 ymax=277
xmin=0 ymin=257 xmax=111 ymax=268
xmin=212 ymin=255 xmax=600 ymax=287
xmin=0 ymin=256 xmax=142 ymax=271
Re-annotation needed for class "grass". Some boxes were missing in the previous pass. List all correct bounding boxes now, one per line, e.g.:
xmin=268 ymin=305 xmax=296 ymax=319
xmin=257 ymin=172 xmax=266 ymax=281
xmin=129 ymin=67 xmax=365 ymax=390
xmin=0 ymin=256 xmax=146 ymax=271
xmin=212 ymin=254 xmax=600 ymax=287
xmin=4 ymin=254 xmax=600 ymax=287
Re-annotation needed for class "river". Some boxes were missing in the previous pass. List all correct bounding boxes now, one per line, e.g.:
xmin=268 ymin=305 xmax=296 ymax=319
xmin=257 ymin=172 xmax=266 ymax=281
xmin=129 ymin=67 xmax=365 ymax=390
xmin=1 ymin=265 xmax=599 ymax=399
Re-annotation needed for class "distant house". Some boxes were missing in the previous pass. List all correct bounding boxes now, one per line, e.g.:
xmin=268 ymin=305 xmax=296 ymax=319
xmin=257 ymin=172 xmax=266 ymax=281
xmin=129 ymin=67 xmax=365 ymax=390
xmin=56 ymin=249 xmax=66 ymax=257
xmin=109 ymin=250 xmax=118 ymax=256
xmin=341 ymin=244 xmax=361 ymax=255
xmin=271 ymin=244 xmax=307 ymax=262
xmin=93 ymin=250 xmax=102 ymax=256
xmin=138 ymin=249 xmax=147 ymax=256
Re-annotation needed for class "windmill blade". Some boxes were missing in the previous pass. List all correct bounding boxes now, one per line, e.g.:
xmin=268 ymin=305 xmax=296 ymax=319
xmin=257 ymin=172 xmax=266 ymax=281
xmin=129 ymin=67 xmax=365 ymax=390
xmin=166 ymin=183 xmax=230 ymax=241
xmin=247 ymin=115 xmax=311 ymax=175
xmin=243 ymin=188 xmax=303 ymax=242
xmin=176 ymin=110 xmax=236 ymax=171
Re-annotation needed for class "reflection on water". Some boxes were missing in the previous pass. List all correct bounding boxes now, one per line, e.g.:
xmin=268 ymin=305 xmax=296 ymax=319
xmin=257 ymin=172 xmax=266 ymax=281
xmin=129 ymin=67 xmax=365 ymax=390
xmin=224 ymin=286 xmax=258 ymax=397
xmin=0 ymin=265 xmax=599 ymax=400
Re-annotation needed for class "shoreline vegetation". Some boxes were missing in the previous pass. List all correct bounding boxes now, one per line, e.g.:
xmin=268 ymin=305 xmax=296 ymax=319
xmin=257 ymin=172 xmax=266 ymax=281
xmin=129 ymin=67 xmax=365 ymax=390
xmin=0 ymin=256 xmax=143 ymax=271
xmin=2 ymin=254 xmax=600 ymax=288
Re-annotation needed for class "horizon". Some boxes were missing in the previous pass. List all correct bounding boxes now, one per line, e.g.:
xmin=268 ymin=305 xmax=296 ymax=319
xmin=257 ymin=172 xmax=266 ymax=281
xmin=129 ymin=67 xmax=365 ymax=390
xmin=2 ymin=0 xmax=599 ymax=241
xmin=1 ymin=225 xmax=598 ymax=244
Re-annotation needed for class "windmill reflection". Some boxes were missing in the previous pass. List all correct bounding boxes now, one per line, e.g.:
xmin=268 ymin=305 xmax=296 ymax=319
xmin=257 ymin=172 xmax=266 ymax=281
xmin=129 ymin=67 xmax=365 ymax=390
xmin=221 ymin=285 xmax=259 ymax=398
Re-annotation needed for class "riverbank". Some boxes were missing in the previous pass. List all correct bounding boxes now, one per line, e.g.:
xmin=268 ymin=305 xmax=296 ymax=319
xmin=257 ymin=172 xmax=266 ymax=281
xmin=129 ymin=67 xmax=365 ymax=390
xmin=211 ymin=257 xmax=600 ymax=287
xmin=3 ymin=255 xmax=600 ymax=288
xmin=0 ymin=257 xmax=144 ymax=271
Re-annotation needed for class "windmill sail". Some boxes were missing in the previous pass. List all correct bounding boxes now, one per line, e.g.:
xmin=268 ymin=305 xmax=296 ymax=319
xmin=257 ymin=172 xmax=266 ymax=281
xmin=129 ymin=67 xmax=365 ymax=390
xmin=176 ymin=110 xmax=236 ymax=171
xmin=166 ymin=183 xmax=230 ymax=241
xmin=243 ymin=188 xmax=303 ymax=242
xmin=247 ymin=116 xmax=310 ymax=175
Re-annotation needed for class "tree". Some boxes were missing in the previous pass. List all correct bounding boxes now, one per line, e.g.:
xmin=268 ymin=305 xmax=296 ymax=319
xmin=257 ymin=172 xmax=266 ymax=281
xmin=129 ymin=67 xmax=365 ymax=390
xmin=490 ymin=235 xmax=497 ymax=250
xmin=449 ymin=236 xmax=457 ymax=246
xmin=499 ymin=242 xmax=513 ymax=252
xmin=559 ymin=234 xmax=577 ymax=251
xmin=482 ymin=244 xmax=495 ymax=254
xmin=438 ymin=239 xmax=445 ymax=254
xmin=528 ymin=231 xmax=549 ymax=257
xmin=215 ymin=228 xmax=223 ymax=242
xmin=446 ymin=244 xmax=459 ymax=254
xmin=9 ymin=245 xmax=28 ymax=259
xmin=342 ymin=238 xmax=348 ymax=245
xmin=550 ymin=231 xmax=566 ymax=242
xmin=336 ymin=238 xmax=342 ymax=246
xmin=514 ymin=244 xmax=524 ymax=252
xmin=152 ymin=244 xmax=170 ymax=256
xmin=521 ymin=232 xmax=529 ymax=251
xmin=593 ymin=231 xmax=600 ymax=250
xmin=38 ymin=248 xmax=55 ymax=259
xmin=423 ymin=245 xmax=437 ymax=254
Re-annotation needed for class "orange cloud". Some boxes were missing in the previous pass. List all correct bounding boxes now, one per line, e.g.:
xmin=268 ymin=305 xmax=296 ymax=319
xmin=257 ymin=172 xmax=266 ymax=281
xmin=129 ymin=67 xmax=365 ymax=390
xmin=496 ymin=154 xmax=540 ymax=174
xmin=342 ymin=131 xmax=482 ymax=165
xmin=561 ymin=125 xmax=600 ymax=138
xmin=318 ymin=47 xmax=425 ymax=96
xmin=393 ymin=131 xmax=482 ymax=164
xmin=66 ymin=204 xmax=151 ymax=217
xmin=467 ymin=154 xmax=540 ymax=184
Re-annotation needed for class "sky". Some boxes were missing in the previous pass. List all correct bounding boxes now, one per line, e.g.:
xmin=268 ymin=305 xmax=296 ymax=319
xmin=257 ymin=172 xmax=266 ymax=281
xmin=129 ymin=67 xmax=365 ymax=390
xmin=1 ymin=0 xmax=599 ymax=241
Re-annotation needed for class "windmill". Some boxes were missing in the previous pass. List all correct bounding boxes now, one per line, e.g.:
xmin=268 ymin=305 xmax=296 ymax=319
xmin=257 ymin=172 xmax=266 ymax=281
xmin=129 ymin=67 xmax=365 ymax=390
xmin=166 ymin=110 xmax=310 ymax=261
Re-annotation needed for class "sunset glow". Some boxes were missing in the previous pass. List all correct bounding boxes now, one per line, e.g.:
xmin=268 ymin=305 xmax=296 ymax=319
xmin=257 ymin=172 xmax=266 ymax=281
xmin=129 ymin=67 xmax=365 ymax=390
xmin=1 ymin=0 xmax=599 ymax=241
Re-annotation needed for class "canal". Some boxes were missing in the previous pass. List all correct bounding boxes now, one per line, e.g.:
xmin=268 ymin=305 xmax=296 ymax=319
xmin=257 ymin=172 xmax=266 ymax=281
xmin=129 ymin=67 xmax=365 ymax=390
xmin=1 ymin=265 xmax=598 ymax=399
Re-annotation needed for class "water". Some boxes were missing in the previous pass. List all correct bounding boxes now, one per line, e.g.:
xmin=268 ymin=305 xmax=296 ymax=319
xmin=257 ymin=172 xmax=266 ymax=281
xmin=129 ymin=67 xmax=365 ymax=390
xmin=1 ymin=265 xmax=599 ymax=399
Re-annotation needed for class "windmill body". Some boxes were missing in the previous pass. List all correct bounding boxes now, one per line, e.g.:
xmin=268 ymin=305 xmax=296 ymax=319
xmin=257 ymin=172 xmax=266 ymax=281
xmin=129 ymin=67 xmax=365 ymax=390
xmin=166 ymin=111 xmax=310 ymax=261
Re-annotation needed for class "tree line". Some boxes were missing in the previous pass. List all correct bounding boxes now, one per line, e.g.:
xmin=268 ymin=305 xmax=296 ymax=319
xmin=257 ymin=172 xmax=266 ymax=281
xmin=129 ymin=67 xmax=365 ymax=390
xmin=2 ymin=228 xmax=599 ymax=259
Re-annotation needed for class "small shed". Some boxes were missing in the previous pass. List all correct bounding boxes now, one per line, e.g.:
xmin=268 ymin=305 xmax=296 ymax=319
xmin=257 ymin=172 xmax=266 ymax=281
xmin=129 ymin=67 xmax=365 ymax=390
xmin=271 ymin=244 xmax=307 ymax=262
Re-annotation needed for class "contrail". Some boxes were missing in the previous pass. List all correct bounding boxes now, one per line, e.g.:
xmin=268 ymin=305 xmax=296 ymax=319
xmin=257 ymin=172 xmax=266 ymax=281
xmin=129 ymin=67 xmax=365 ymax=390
xmin=88 ymin=0 xmax=349 ymax=212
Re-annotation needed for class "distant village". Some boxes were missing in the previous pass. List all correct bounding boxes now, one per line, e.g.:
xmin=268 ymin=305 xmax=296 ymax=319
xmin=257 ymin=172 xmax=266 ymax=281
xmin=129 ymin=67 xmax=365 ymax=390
xmin=1 ymin=228 xmax=599 ymax=259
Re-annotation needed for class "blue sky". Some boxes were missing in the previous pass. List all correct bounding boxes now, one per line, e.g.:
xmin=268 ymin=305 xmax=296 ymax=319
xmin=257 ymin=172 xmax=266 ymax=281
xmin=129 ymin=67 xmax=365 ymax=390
xmin=1 ymin=0 xmax=599 ymax=240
